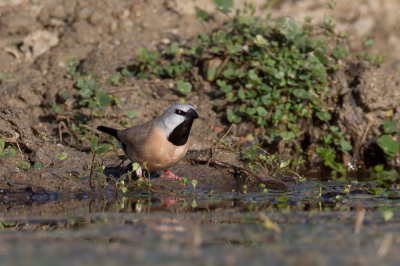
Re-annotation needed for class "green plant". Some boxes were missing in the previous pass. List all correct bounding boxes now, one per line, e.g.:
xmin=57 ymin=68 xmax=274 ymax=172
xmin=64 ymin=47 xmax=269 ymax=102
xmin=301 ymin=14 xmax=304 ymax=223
xmin=18 ymin=160 xmax=30 ymax=171
xmin=56 ymin=152 xmax=68 ymax=161
xmin=107 ymin=74 xmax=122 ymax=86
xmin=176 ymin=81 xmax=192 ymax=95
xmin=241 ymin=146 xmax=304 ymax=177
xmin=34 ymin=162 xmax=42 ymax=169
xmin=91 ymin=137 xmax=111 ymax=156
xmin=117 ymin=2 xmax=385 ymax=173
xmin=66 ymin=57 xmax=80 ymax=77
xmin=370 ymin=164 xmax=398 ymax=181
xmin=382 ymin=120 xmax=399 ymax=134
xmin=0 ymin=139 xmax=16 ymax=159
xmin=191 ymin=179 xmax=198 ymax=191
xmin=0 ymin=72 xmax=10 ymax=79
xmin=377 ymin=135 xmax=399 ymax=157
xmin=125 ymin=110 xmax=137 ymax=119
xmin=182 ymin=177 xmax=188 ymax=188
xmin=196 ymin=9 xmax=209 ymax=21
xmin=315 ymin=147 xmax=346 ymax=175
xmin=89 ymin=136 xmax=111 ymax=188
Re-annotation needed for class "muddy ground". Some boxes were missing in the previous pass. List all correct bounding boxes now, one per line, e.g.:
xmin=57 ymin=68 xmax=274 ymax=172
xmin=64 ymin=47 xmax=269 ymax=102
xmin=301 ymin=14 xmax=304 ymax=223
xmin=0 ymin=0 xmax=400 ymax=196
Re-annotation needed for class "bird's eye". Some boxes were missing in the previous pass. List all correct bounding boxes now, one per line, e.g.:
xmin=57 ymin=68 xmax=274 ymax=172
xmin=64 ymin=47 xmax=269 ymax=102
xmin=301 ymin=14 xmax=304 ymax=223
xmin=175 ymin=109 xmax=186 ymax=116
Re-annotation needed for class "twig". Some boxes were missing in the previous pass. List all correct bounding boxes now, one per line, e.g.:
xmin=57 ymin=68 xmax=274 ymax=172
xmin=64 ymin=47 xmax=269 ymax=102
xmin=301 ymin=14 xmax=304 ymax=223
xmin=206 ymin=124 xmax=233 ymax=167
xmin=16 ymin=141 xmax=23 ymax=160
xmin=89 ymin=153 xmax=96 ymax=189
xmin=58 ymin=121 xmax=68 ymax=144
xmin=215 ymin=55 xmax=231 ymax=79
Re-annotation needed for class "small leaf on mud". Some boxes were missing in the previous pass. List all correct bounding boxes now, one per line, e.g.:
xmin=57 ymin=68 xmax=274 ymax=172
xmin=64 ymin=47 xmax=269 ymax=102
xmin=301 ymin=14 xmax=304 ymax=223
xmin=18 ymin=160 xmax=31 ymax=171
xmin=176 ymin=81 xmax=192 ymax=95
xmin=196 ymin=9 xmax=209 ymax=21
xmin=121 ymin=187 xmax=128 ymax=194
xmin=383 ymin=120 xmax=398 ymax=133
xmin=96 ymin=90 xmax=111 ymax=107
xmin=182 ymin=177 xmax=188 ymax=186
xmin=126 ymin=110 xmax=137 ymax=119
xmin=56 ymin=152 xmax=67 ymax=161
xmin=118 ymin=154 xmax=127 ymax=160
xmin=0 ymin=148 xmax=16 ymax=159
xmin=95 ymin=144 xmax=110 ymax=155
xmin=34 ymin=162 xmax=42 ymax=169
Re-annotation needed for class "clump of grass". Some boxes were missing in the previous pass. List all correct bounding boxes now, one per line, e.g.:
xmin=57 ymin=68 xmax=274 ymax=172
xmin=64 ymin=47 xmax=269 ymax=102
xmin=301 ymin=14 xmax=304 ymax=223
xmin=117 ymin=1 xmax=363 ymax=174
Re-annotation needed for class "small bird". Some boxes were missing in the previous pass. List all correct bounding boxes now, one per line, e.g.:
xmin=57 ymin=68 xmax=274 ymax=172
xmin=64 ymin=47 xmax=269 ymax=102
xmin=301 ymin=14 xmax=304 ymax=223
xmin=97 ymin=104 xmax=199 ymax=180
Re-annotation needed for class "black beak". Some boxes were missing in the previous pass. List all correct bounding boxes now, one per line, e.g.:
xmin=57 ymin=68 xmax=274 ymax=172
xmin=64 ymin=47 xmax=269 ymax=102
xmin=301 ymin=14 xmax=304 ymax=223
xmin=187 ymin=108 xmax=199 ymax=119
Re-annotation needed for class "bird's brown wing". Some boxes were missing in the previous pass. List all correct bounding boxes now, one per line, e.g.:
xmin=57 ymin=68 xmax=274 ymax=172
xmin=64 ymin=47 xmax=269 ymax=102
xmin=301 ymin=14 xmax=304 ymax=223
xmin=117 ymin=119 xmax=156 ymax=151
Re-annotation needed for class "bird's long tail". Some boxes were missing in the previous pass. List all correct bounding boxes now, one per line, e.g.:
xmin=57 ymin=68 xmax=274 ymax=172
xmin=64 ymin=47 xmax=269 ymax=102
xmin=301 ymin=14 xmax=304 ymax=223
xmin=97 ymin=126 xmax=119 ymax=139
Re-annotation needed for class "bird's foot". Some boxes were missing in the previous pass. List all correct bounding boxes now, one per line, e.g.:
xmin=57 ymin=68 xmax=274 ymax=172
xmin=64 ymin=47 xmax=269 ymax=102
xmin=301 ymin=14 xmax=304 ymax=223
xmin=160 ymin=170 xmax=182 ymax=181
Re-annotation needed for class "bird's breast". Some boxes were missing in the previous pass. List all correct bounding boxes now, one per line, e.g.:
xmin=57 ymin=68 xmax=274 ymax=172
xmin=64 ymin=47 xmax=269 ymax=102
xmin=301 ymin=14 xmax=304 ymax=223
xmin=126 ymin=127 xmax=189 ymax=171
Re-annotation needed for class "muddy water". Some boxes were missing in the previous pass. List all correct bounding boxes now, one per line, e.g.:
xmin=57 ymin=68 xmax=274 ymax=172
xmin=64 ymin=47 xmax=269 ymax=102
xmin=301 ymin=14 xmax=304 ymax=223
xmin=1 ymin=177 xmax=400 ymax=266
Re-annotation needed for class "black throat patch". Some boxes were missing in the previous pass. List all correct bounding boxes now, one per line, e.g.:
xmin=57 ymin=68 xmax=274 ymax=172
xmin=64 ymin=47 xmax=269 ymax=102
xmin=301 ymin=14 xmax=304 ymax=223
xmin=167 ymin=119 xmax=194 ymax=146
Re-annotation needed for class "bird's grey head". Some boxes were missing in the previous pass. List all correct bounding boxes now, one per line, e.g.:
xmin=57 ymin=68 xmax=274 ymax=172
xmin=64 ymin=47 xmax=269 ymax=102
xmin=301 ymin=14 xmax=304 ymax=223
xmin=157 ymin=104 xmax=199 ymax=137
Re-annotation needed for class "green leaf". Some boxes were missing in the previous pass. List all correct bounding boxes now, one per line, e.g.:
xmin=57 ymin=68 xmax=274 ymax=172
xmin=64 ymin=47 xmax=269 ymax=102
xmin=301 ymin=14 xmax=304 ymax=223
xmin=96 ymin=90 xmax=111 ymax=107
xmin=165 ymin=42 xmax=180 ymax=55
xmin=176 ymin=81 xmax=192 ymax=95
xmin=139 ymin=47 xmax=148 ymax=62
xmin=196 ymin=9 xmax=208 ymax=21
xmin=256 ymin=106 xmax=268 ymax=117
xmin=213 ymin=0 xmax=233 ymax=13
xmin=182 ymin=177 xmax=188 ymax=186
xmin=0 ymin=139 xmax=4 ymax=153
xmin=18 ymin=160 xmax=31 ymax=171
xmin=34 ymin=162 xmax=42 ymax=169
xmin=339 ymin=139 xmax=352 ymax=153
xmin=0 ymin=148 xmax=16 ymax=159
xmin=368 ymin=187 xmax=383 ymax=195
xmin=314 ymin=49 xmax=328 ymax=65
xmin=383 ymin=120 xmax=398 ymax=133
xmin=118 ymin=154 xmax=126 ymax=160
xmin=374 ymin=164 xmax=384 ymax=173
xmin=126 ymin=110 xmax=137 ymax=119
xmin=376 ymin=179 xmax=389 ymax=190
xmin=91 ymin=137 xmax=98 ymax=152
xmin=56 ymin=152 xmax=67 ymax=161
xmin=52 ymin=103 xmax=62 ymax=114
xmin=377 ymin=135 xmax=399 ymax=157
xmin=121 ymin=187 xmax=128 ymax=194
xmin=132 ymin=163 xmax=140 ymax=171
xmin=95 ymin=144 xmax=110 ymax=156
xmin=191 ymin=199 xmax=197 ymax=208
xmin=280 ymin=132 xmax=295 ymax=141
xmin=227 ymin=109 xmax=242 ymax=123
xmin=191 ymin=179 xmax=198 ymax=189
xmin=316 ymin=111 xmax=332 ymax=121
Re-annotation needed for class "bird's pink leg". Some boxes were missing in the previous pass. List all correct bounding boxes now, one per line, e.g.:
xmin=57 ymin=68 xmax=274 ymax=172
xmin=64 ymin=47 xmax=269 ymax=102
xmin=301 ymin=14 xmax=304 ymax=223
xmin=160 ymin=170 xmax=182 ymax=180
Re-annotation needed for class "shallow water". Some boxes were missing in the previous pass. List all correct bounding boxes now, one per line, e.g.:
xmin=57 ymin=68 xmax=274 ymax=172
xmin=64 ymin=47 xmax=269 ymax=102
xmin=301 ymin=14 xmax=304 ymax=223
xmin=1 ymin=175 xmax=400 ymax=265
